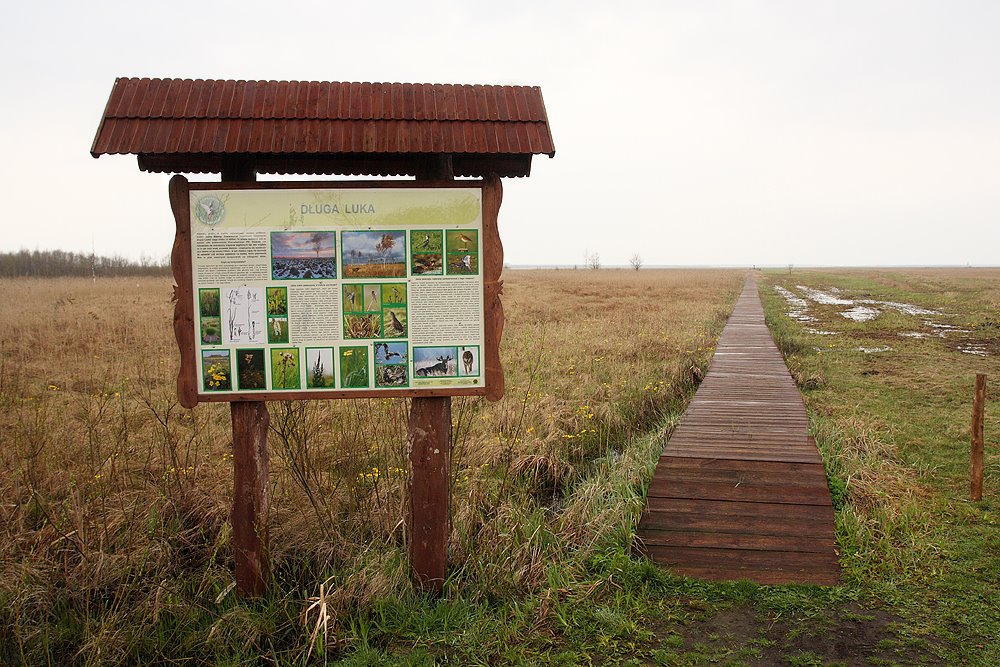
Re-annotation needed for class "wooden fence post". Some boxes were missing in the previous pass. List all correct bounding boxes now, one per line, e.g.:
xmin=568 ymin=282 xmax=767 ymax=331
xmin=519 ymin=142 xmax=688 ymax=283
xmin=408 ymin=155 xmax=455 ymax=593
xmin=222 ymin=158 xmax=271 ymax=596
xmin=971 ymin=373 xmax=986 ymax=502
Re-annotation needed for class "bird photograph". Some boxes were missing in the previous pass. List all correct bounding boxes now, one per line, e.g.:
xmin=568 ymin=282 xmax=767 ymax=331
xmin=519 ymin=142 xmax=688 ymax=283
xmin=381 ymin=283 xmax=406 ymax=305
xmin=448 ymin=253 xmax=476 ymax=274
xmin=386 ymin=309 xmax=406 ymax=336
xmin=413 ymin=230 xmax=441 ymax=252
xmin=411 ymin=253 xmax=443 ymax=275
xmin=446 ymin=230 xmax=477 ymax=252
xmin=374 ymin=342 xmax=405 ymax=362
xmin=342 ymin=285 xmax=362 ymax=312
xmin=364 ymin=285 xmax=380 ymax=311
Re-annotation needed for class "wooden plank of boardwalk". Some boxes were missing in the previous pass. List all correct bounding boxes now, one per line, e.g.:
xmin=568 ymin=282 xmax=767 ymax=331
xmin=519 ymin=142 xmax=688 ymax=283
xmin=637 ymin=276 xmax=840 ymax=585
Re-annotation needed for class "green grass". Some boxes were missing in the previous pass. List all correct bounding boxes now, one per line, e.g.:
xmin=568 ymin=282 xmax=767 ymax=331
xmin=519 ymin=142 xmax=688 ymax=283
xmin=758 ymin=268 xmax=1000 ymax=666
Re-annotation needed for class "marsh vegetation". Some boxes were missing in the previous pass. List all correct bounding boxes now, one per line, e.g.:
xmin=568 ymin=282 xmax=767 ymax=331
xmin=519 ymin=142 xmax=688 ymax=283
xmin=1 ymin=268 xmax=996 ymax=665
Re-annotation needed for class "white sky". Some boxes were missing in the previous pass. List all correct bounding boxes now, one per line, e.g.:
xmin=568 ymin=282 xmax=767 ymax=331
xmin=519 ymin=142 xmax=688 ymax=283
xmin=1 ymin=1 xmax=998 ymax=267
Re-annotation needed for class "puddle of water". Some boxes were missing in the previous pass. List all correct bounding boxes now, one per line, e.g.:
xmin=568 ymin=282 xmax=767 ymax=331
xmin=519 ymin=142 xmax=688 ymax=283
xmin=789 ymin=285 xmax=941 ymax=324
xmin=924 ymin=321 xmax=970 ymax=338
xmin=777 ymin=285 xmax=961 ymax=347
xmin=841 ymin=306 xmax=881 ymax=322
xmin=774 ymin=286 xmax=816 ymax=321
xmin=959 ymin=344 xmax=989 ymax=357
xmin=858 ymin=346 xmax=892 ymax=353
xmin=774 ymin=285 xmax=804 ymax=304
xmin=924 ymin=321 xmax=969 ymax=333
xmin=796 ymin=286 xmax=854 ymax=306
xmin=860 ymin=299 xmax=939 ymax=316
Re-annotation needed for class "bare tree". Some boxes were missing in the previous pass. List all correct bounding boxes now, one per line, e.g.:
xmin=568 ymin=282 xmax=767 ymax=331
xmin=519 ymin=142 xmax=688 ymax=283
xmin=587 ymin=252 xmax=601 ymax=270
xmin=376 ymin=233 xmax=396 ymax=269
xmin=629 ymin=253 xmax=643 ymax=271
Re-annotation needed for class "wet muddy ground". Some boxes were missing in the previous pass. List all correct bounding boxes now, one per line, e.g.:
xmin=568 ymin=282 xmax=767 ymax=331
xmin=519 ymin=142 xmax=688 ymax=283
xmin=773 ymin=283 xmax=994 ymax=357
xmin=644 ymin=601 xmax=946 ymax=666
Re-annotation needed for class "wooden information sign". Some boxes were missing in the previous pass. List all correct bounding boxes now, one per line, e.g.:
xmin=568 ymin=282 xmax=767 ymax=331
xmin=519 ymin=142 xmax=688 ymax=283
xmin=169 ymin=176 xmax=505 ymax=408
xmin=93 ymin=76 xmax=551 ymax=597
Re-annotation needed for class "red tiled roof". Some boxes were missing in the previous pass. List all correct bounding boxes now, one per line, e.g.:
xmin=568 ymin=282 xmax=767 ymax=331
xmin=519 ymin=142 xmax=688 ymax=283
xmin=91 ymin=78 xmax=555 ymax=177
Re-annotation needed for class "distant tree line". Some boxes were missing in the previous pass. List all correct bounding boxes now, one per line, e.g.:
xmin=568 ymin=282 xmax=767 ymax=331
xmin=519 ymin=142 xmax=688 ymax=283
xmin=0 ymin=249 xmax=170 ymax=278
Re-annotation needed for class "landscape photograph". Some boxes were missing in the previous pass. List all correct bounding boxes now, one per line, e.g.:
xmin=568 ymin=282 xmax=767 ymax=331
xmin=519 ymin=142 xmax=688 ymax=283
xmin=341 ymin=231 xmax=406 ymax=278
xmin=1 ymin=3 xmax=998 ymax=666
xmin=271 ymin=231 xmax=337 ymax=280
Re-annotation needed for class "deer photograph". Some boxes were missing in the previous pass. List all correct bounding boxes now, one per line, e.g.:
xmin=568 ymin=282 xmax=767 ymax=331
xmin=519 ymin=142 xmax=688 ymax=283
xmin=413 ymin=346 xmax=457 ymax=377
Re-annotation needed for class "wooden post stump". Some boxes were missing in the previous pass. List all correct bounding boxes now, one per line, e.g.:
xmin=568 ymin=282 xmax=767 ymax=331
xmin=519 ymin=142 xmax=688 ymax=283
xmin=971 ymin=373 xmax=986 ymax=502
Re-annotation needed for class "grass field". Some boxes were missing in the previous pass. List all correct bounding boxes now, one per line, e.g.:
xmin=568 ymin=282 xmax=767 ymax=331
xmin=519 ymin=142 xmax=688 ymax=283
xmin=757 ymin=268 xmax=999 ymax=666
xmin=1 ymin=268 xmax=996 ymax=665
xmin=0 ymin=269 xmax=742 ymax=665
xmin=342 ymin=263 xmax=407 ymax=278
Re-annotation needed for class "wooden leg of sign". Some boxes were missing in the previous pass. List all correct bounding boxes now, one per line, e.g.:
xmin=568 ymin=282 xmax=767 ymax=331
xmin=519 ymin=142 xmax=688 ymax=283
xmin=971 ymin=374 xmax=986 ymax=502
xmin=231 ymin=401 xmax=270 ymax=596
xmin=408 ymin=396 xmax=451 ymax=594
xmin=218 ymin=160 xmax=269 ymax=597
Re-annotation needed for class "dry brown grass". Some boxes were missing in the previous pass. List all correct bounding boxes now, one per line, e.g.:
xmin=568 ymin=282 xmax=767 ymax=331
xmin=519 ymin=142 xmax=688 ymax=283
xmin=0 ymin=269 xmax=742 ymax=656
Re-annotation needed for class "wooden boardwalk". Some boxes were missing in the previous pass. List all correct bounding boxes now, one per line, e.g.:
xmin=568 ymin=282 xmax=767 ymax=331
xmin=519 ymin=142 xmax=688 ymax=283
xmin=637 ymin=277 xmax=840 ymax=585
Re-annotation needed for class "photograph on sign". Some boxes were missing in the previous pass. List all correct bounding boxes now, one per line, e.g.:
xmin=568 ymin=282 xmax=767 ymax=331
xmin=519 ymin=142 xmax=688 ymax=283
xmin=170 ymin=179 xmax=501 ymax=404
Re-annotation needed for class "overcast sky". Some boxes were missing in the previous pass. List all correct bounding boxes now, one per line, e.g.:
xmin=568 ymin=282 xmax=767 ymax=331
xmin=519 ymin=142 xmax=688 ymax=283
xmin=1 ymin=1 xmax=998 ymax=267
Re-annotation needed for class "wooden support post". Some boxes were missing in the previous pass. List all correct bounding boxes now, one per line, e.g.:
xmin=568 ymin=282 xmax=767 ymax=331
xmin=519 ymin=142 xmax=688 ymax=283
xmin=221 ymin=159 xmax=271 ymax=596
xmin=231 ymin=401 xmax=270 ymax=595
xmin=409 ymin=154 xmax=454 ymax=594
xmin=408 ymin=396 xmax=451 ymax=592
xmin=971 ymin=373 xmax=986 ymax=502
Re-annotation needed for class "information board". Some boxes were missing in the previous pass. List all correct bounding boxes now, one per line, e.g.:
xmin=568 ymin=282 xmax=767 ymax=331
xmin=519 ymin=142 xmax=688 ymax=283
xmin=168 ymin=177 xmax=504 ymax=407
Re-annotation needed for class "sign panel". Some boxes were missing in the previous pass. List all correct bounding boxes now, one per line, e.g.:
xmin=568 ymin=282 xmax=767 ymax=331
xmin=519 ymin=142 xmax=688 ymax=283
xmin=169 ymin=177 xmax=504 ymax=406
